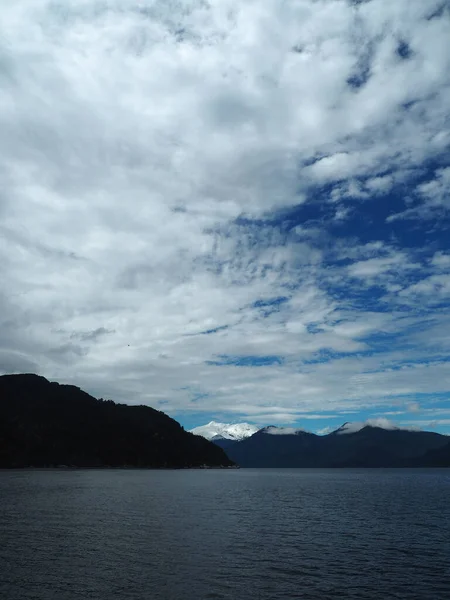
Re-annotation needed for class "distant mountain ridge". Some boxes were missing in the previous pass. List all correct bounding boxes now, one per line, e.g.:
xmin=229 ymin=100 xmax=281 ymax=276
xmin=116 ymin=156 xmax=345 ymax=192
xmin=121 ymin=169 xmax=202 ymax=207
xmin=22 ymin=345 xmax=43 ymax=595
xmin=210 ymin=423 xmax=449 ymax=468
xmin=0 ymin=374 xmax=234 ymax=469
xmin=333 ymin=418 xmax=419 ymax=435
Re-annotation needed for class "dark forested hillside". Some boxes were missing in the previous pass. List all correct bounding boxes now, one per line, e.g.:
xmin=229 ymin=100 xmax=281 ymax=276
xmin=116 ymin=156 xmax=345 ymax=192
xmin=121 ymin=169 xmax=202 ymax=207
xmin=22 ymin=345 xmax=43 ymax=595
xmin=0 ymin=374 xmax=233 ymax=468
xmin=223 ymin=425 xmax=450 ymax=468
xmin=417 ymin=440 xmax=450 ymax=467
xmin=222 ymin=428 xmax=323 ymax=468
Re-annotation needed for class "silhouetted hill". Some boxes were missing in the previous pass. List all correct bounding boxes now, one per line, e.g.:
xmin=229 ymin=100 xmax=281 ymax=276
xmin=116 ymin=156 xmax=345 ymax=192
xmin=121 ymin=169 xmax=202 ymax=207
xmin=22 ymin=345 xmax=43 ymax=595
xmin=417 ymin=440 xmax=450 ymax=467
xmin=225 ymin=428 xmax=323 ymax=468
xmin=210 ymin=437 xmax=238 ymax=450
xmin=225 ymin=425 xmax=449 ymax=468
xmin=0 ymin=374 xmax=233 ymax=468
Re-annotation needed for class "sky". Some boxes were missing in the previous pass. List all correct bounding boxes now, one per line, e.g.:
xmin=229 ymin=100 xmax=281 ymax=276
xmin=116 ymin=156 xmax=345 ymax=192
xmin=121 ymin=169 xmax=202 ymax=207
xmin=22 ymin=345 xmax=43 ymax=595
xmin=1 ymin=0 xmax=450 ymax=434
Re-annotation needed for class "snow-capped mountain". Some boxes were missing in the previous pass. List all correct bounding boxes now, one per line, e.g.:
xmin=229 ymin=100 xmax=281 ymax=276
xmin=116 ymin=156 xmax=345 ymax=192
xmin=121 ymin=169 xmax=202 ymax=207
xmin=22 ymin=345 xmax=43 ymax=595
xmin=190 ymin=421 xmax=259 ymax=441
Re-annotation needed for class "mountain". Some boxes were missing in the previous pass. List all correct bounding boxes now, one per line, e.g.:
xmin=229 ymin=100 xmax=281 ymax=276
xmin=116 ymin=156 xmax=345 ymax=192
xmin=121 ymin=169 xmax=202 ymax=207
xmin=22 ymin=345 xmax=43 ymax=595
xmin=189 ymin=421 xmax=259 ymax=444
xmin=225 ymin=423 xmax=449 ymax=468
xmin=332 ymin=418 xmax=417 ymax=435
xmin=225 ymin=427 xmax=322 ymax=468
xmin=0 ymin=374 xmax=234 ymax=469
xmin=416 ymin=440 xmax=450 ymax=467
xmin=324 ymin=424 xmax=448 ymax=467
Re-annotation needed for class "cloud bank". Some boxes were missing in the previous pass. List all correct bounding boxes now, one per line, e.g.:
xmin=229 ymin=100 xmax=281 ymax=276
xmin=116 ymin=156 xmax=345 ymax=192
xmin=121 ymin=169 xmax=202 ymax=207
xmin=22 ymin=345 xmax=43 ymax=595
xmin=1 ymin=0 xmax=449 ymax=431
xmin=336 ymin=418 xmax=420 ymax=435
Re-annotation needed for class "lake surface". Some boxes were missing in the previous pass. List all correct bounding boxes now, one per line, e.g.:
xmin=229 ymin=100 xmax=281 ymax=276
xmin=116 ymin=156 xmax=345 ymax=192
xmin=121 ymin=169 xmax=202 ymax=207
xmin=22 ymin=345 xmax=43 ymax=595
xmin=1 ymin=469 xmax=449 ymax=600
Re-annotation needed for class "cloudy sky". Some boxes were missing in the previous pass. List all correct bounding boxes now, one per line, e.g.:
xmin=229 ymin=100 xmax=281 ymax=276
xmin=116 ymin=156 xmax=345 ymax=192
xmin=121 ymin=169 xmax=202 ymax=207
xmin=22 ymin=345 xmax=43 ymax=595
xmin=1 ymin=0 xmax=450 ymax=433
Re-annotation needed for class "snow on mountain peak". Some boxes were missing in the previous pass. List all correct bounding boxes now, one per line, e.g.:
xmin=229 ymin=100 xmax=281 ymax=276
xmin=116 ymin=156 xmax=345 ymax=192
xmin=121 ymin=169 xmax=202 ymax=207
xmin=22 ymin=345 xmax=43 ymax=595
xmin=189 ymin=421 xmax=259 ymax=441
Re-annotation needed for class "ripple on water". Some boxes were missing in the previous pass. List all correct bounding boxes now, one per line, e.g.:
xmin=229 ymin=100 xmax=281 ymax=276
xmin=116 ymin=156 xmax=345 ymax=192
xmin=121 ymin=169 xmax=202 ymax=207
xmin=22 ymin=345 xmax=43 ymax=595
xmin=0 ymin=469 xmax=449 ymax=600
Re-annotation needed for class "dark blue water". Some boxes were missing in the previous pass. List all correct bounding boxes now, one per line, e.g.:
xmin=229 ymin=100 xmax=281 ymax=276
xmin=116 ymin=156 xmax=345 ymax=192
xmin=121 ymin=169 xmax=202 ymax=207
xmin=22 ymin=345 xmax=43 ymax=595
xmin=1 ymin=469 xmax=449 ymax=600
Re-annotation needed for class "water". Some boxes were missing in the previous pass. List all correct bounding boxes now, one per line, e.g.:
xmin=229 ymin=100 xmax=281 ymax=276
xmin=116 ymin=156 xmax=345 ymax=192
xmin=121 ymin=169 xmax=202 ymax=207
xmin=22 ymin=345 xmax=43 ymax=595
xmin=1 ymin=469 xmax=449 ymax=600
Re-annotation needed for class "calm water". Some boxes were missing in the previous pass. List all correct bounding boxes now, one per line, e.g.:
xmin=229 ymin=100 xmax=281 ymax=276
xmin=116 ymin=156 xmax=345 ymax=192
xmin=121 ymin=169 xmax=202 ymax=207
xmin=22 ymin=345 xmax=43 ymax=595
xmin=1 ymin=469 xmax=449 ymax=600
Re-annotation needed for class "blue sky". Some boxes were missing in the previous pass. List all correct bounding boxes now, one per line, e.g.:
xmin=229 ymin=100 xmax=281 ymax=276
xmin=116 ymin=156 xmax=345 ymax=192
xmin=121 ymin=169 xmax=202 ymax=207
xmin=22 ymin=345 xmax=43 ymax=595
xmin=1 ymin=0 xmax=450 ymax=433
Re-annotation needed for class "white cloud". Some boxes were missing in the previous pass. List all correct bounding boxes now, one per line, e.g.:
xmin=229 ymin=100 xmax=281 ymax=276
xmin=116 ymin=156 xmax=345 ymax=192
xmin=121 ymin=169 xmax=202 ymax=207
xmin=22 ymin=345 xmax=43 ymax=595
xmin=402 ymin=419 xmax=450 ymax=431
xmin=336 ymin=418 xmax=420 ymax=434
xmin=431 ymin=252 xmax=450 ymax=268
xmin=417 ymin=167 xmax=450 ymax=208
xmin=0 ymin=0 xmax=449 ymax=428
xmin=387 ymin=167 xmax=450 ymax=222
xmin=399 ymin=275 xmax=450 ymax=301
xmin=307 ymin=153 xmax=356 ymax=182
xmin=347 ymin=252 xmax=419 ymax=281
xmin=264 ymin=426 xmax=306 ymax=435
xmin=365 ymin=175 xmax=393 ymax=194
xmin=316 ymin=426 xmax=332 ymax=436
